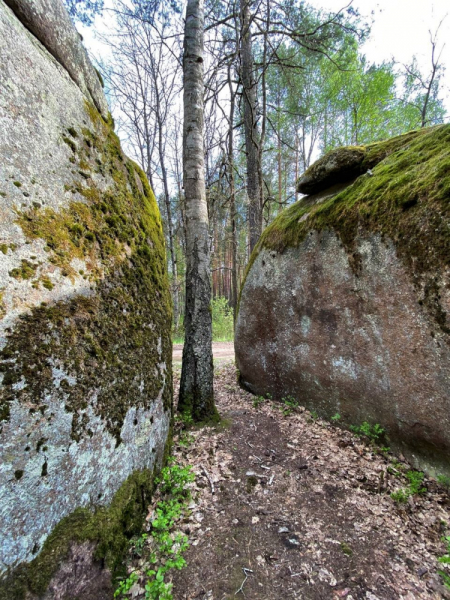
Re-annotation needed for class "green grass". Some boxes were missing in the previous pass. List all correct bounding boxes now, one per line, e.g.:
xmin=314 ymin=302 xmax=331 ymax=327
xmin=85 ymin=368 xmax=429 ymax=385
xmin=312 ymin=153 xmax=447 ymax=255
xmin=173 ymin=296 xmax=234 ymax=344
xmin=390 ymin=470 xmax=427 ymax=504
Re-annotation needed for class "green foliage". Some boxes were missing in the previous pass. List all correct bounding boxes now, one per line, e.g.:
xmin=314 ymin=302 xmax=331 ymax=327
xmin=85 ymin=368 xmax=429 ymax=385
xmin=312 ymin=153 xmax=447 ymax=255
xmin=253 ymin=395 xmax=266 ymax=409
xmin=438 ymin=536 xmax=450 ymax=589
xmin=175 ymin=411 xmax=194 ymax=428
xmin=391 ymin=470 xmax=426 ymax=504
xmin=178 ymin=431 xmax=194 ymax=448
xmin=114 ymin=573 xmax=138 ymax=597
xmin=340 ymin=541 xmax=353 ymax=556
xmin=132 ymin=533 xmax=148 ymax=557
xmin=438 ymin=475 xmax=450 ymax=489
xmin=281 ymin=395 xmax=299 ymax=416
xmin=350 ymin=421 xmax=385 ymax=443
xmin=155 ymin=460 xmax=195 ymax=498
xmin=405 ymin=470 xmax=426 ymax=495
xmin=211 ymin=297 xmax=234 ymax=341
xmin=390 ymin=489 xmax=410 ymax=504
xmin=331 ymin=413 xmax=341 ymax=422
xmin=115 ymin=460 xmax=193 ymax=600
xmin=172 ymin=297 xmax=234 ymax=343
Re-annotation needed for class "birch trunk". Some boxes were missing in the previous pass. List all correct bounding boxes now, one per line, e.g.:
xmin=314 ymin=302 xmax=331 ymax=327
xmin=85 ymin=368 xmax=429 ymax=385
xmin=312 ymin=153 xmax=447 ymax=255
xmin=178 ymin=0 xmax=216 ymax=421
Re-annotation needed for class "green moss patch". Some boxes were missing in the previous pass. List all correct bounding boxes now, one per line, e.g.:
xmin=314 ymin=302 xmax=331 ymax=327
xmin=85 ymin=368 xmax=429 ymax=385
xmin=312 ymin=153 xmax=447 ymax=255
xmin=9 ymin=259 xmax=38 ymax=280
xmin=246 ymin=125 xmax=450 ymax=330
xmin=0 ymin=291 xmax=5 ymax=319
xmin=0 ymin=468 xmax=157 ymax=600
xmin=2 ymin=101 xmax=173 ymax=439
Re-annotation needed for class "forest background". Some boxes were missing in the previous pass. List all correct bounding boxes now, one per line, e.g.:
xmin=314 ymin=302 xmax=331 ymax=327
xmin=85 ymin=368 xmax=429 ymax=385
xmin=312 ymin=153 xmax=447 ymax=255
xmin=66 ymin=0 xmax=449 ymax=342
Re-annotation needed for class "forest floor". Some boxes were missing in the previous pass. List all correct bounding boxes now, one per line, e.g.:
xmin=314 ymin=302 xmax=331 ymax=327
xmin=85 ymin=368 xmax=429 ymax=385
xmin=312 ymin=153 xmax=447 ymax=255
xmin=169 ymin=362 xmax=450 ymax=600
xmin=127 ymin=361 xmax=450 ymax=600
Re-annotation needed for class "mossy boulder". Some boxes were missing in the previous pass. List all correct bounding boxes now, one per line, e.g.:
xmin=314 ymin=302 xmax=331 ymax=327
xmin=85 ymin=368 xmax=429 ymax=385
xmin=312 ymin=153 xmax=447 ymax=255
xmin=236 ymin=125 xmax=450 ymax=476
xmin=0 ymin=0 xmax=172 ymax=596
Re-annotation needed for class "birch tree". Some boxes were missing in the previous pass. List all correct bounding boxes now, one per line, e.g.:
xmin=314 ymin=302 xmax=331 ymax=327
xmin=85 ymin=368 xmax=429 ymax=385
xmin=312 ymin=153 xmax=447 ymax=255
xmin=178 ymin=0 xmax=217 ymax=421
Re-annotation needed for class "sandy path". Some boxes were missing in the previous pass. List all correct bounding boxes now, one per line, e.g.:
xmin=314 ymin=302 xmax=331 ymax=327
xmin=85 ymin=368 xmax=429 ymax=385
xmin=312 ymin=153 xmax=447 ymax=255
xmin=173 ymin=341 xmax=235 ymax=363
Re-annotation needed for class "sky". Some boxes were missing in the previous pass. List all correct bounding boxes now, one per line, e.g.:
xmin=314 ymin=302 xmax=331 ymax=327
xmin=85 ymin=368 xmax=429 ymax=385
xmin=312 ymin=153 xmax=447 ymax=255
xmin=81 ymin=0 xmax=450 ymax=113
xmin=317 ymin=0 xmax=450 ymax=111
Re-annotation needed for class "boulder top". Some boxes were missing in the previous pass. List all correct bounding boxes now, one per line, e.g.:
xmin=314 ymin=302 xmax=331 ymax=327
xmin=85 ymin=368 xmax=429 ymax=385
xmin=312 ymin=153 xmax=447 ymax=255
xmin=296 ymin=127 xmax=444 ymax=196
xmin=240 ymin=124 xmax=450 ymax=305
xmin=297 ymin=146 xmax=366 ymax=195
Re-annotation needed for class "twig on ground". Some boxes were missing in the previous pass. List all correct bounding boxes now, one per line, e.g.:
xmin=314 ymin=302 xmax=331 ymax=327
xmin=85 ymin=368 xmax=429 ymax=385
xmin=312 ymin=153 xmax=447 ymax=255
xmin=235 ymin=567 xmax=253 ymax=596
xmin=200 ymin=463 xmax=215 ymax=494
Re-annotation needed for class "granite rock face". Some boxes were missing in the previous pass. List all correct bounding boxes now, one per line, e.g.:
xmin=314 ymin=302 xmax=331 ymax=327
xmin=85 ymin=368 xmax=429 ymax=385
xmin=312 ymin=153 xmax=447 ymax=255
xmin=4 ymin=0 xmax=108 ymax=118
xmin=236 ymin=126 xmax=450 ymax=475
xmin=0 ymin=0 xmax=171 ymax=596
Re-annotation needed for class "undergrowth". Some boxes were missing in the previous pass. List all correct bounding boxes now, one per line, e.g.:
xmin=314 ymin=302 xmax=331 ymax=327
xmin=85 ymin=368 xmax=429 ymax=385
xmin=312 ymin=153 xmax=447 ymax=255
xmin=438 ymin=536 xmax=450 ymax=589
xmin=114 ymin=459 xmax=194 ymax=599
xmin=390 ymin=470 xmax=427 ymax=504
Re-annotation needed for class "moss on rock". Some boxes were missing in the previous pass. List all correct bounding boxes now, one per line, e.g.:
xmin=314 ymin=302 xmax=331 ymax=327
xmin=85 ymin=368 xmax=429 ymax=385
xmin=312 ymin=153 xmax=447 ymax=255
xmin=0 ymin=467 xmax=157 ymax=600
xmin=245 ymin=125 xmax=450 ymax=331
xmin=1 ymin=101 xmax=172 ymax=441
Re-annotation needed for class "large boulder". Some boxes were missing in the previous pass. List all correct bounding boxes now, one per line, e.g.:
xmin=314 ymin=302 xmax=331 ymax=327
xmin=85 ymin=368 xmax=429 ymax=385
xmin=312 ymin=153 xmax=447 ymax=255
xmin=0 ymin=1 xmax=172 ymax=597
xmin=236 ymin=125 xmax=450 ymax=475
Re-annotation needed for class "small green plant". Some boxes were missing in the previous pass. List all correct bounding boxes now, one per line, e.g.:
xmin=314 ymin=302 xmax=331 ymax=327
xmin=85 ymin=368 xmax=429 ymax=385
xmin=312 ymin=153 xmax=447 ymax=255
xmin=114 ymin=572 xmax=138 ymax=597
xmin=438 ymin=475 xmax=450 ymax=489
xmin=391 ymin=470 xmax=426 ymax=504
xmin=310 ymin=410 xmax=319 ymax=421
xmin=175 ymin=411 xmax=194 ymax=428
xmin=281 ymin=395 xmax=299 ymax=416
xmin=155 ymin=460 xmax=195 ymax=497
xmin=178 ymin=431 xmax=194 ymax=448
xmin=340 ymin=541 xmax=353 ymax=556
xmin=114 ymin=460 xmax=194 ymax=599
xmin=331 ymin=413 xmax=341 ymax=422
xmin=253 ymin=395 xmax=265 ymax=409
xmin=406 ymin=470 xmax=426 ymax=495
xmin=438 ymin=536 xmax=450 ymax=589
xmin=131 ymin=533 xmax=148 ymax=557
xmin=350 ymin=421 xmax=385 ymax=444
xmin=390 ymin=488 xmax=410 ymax=504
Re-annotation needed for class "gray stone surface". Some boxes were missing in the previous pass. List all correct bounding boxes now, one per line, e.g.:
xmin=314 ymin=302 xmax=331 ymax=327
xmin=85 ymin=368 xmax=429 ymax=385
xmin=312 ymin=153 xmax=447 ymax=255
xmin=0 ymin=0 xmax=172 ymax=589
xmin=4 ymin=0 xmax=108 ymax=118
xmin=236 ymin=234 xmax=450 ymax=475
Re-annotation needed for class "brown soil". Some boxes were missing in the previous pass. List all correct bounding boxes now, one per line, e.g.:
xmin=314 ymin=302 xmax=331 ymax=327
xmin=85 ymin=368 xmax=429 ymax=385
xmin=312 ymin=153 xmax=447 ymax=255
xmin=123 ymin=363 xmax=450 ymax=600
xmin=172 ymin=342 xmax=235 ymax=364
xmin=170 ymin=364 xmax=450 ymax=600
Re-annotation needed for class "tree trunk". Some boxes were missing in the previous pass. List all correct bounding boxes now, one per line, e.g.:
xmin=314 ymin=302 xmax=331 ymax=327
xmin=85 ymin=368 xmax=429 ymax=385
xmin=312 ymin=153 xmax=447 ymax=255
xmin=239 ymin=0 xmax=262 ymax=253
xmin=178 ymin=0 xmax=216 ymax=422
xmin=227 ymin=67 xmax=238 ymax=322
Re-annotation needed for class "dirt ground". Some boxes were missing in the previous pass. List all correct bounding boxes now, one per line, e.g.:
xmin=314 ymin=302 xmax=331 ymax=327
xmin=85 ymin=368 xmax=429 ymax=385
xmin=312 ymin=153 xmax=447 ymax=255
xmin=167 ymin=363 xmax=450 ymax=600
xmin=172 ymin=342 xmax=235 ymax=364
